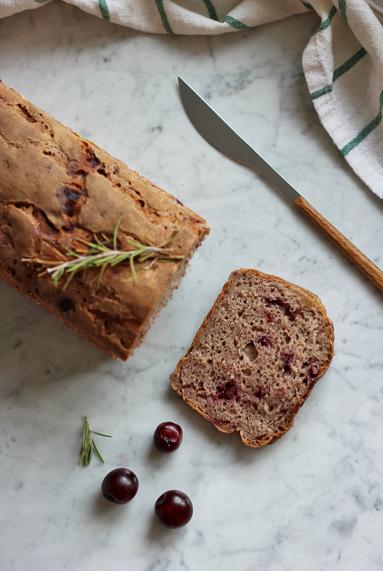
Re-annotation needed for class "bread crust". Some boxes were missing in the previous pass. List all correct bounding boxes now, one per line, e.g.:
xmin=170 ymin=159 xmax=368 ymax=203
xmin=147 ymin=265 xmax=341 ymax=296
xmin=0 ymin=81 xmax=209 ymax=359
xmin=171 ymin=269 xmax=334 ymax=448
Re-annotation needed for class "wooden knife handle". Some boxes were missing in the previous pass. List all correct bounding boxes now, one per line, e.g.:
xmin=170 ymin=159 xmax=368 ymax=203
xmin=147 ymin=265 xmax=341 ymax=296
xmin=295 ymin=195 xmax=383 ymax=292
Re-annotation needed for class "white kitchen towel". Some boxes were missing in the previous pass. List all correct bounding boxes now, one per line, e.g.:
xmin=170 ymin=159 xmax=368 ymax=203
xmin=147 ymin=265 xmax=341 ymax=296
xmin=1 ymin=1 xmax=383 ymax=198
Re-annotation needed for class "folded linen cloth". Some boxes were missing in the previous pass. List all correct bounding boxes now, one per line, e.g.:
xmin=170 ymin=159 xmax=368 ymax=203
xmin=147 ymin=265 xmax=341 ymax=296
xmin=1 ymin=0 xmax=382 ymax=198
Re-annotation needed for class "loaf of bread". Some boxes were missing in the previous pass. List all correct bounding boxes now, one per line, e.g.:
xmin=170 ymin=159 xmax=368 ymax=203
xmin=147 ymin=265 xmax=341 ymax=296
xmin=171 ymin=269 xmax=334 ymax=447
xmin=0 ymin=81 xmax=209 ymax=359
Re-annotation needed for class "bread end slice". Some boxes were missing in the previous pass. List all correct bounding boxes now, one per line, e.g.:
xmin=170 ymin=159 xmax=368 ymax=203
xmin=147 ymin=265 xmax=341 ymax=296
xmin=171 ymin=269 xmax=334 ymax=448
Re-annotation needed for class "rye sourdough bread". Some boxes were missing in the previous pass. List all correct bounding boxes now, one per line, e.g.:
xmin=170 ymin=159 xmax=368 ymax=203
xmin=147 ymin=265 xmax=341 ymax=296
xmin=171 ymin=269 xmax=334 ymax=447
xmin=0 ymin=81 xmax=209 ymax=359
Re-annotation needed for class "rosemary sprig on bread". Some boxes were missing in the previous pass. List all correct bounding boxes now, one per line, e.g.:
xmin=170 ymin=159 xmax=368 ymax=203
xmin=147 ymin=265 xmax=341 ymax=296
xmin=23 ymin=218 xmax=184 ymax=289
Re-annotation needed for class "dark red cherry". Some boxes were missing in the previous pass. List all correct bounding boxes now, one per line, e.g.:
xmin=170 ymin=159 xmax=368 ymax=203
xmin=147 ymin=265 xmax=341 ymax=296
xmin=101 ymin=468 xmax=138 ymax=504
xmin=153 ymin=422 xmax=183 ymax=453
xmin=155 ymin=490 xmax=193 ymax=528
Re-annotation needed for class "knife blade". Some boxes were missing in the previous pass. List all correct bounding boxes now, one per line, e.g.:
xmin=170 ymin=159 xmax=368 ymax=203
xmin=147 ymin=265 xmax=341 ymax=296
xmin=178 ymin=77 xmax=299 ymax=202
xmin=178 ymin=77 xmax=383 ymax=293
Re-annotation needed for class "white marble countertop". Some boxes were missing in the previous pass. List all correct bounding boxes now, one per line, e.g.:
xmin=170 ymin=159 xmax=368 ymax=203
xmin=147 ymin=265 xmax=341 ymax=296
xmin=1 ymin=4 xmax=383 ymax=570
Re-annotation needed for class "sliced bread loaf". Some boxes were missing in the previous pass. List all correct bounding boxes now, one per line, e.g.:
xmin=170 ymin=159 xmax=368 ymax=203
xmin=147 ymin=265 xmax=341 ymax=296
xmin=171 ymin=269 xmax=334 ymax=448
xmin=0 ymin=81 xmax=209 ymax=360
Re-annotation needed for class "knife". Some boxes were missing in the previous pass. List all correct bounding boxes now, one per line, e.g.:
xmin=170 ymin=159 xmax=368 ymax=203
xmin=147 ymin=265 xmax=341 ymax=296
xmin=178 ymin=77 xmax=383 ymax=293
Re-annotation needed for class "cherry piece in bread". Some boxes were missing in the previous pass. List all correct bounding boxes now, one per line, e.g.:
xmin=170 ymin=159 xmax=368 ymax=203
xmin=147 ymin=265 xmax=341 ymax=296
xmin=155 ymin=490 xmax=193 ymax=528
xmin=101 ymin=468 xmax=138 ymax=504
xmin=153 ymin=422 xmax=183 ymax=453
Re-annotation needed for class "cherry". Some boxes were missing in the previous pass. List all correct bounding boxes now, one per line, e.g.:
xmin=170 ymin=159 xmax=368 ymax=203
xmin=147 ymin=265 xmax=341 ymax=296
xmin=217 ymin=380 xmax=240 ymax=401
xmin=155 ymin=490 xmax=193 ymax=528
xmin=153 ymin=422 xmax=183 ymax=453
xmin=101 ymin=468 xmax=138 ymax=504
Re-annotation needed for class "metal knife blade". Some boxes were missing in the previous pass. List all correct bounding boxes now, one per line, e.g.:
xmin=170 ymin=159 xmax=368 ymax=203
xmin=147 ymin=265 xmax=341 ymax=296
xmin=178 ymin=77 xmax=383 ymax=293
xmin=178 ymin=77 xmax=299 ymax=202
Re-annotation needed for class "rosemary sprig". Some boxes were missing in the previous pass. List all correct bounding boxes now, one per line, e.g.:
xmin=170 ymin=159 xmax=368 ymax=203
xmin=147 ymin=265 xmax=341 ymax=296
xmin=79 ymin=416 xmax=112 ymax=467
xmin=22 ymin=218 xmax=183 ymax=289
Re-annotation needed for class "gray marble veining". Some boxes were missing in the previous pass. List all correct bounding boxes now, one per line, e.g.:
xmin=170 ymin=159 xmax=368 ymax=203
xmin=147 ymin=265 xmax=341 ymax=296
xmin=0 ymin=3 xmax=382 ymax=570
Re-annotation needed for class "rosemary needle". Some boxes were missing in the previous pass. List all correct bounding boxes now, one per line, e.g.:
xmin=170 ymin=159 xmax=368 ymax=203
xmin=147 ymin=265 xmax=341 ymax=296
xmin=22 ymin=219 xmax=183 ymax=289
xmin=79 ymin=416 xmax=112 ymax=467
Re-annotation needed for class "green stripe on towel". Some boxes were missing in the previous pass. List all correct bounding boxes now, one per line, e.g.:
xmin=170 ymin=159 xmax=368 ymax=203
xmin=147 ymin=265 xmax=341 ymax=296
xmin=311 ymin=47 xmax=367 ymax=100
xmin=98 ymin=0 xmax=110 ymax=20
xmin=155 ymin=0 xmax=174 ymax=33
xmin=202 ymin=0 xmax=219 ymax=21
xmin=311 ymin=85 xmax=333 ymax=100
xmin=341 ymin=91 xmax=383 ymax=156
xmin=224 ymin=16 xmax=251 ymax=30
xmin=318 ymin=6 xmax=337 ymax=31
xmin=333 ymin=47 xmax=367 ymax=81
xmin=338 ymin=0 xmax=347 ymax=20
xmin=301 ymin=1 xmax=313 ymax=9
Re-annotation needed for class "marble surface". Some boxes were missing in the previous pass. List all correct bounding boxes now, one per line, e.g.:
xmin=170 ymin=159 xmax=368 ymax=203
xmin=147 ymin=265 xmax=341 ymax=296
xmin=1 ymin=3 xmax=383 ymax=570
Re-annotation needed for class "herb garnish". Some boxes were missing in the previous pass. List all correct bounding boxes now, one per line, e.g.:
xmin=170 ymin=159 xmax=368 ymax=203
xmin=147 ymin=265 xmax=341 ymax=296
xmin=79 ymin=416 xmax=111 ymax=466
xmin=23 ymin=218 xmax=183 ymax=289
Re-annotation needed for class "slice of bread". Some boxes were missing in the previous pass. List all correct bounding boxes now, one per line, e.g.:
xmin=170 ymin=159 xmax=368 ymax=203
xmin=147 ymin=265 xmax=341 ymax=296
xmin=171 ymin=269 xmax=334 ymax=448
